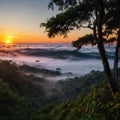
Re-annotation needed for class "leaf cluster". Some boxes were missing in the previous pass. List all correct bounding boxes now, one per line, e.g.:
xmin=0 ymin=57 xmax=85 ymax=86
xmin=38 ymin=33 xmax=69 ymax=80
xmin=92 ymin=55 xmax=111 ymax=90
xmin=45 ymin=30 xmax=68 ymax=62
xmin=41 ymin=0 xmax=120 ymax=49
xmin=36 ymin=84 xmax=120 ymax=120
xmin=72 ymin=34 xmax=95 ymax=50
xmin=41 ymin=2 xmax=93 ymax=37
xmin=48 ymin=0 xmax=81 ymax=10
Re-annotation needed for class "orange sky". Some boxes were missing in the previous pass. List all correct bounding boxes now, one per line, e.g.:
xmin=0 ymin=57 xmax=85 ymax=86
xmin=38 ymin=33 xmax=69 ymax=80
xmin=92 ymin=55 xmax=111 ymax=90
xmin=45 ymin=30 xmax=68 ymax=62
xmin=0 ymin=28 xmax=91 ymax=44
xmin=0 ymin=0 xmax=91 ymax=44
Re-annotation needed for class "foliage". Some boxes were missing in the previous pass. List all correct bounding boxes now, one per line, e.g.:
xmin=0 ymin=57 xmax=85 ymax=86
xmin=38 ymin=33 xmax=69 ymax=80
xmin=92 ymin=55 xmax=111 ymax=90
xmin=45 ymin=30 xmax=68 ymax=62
xmin=48 ymin=0 xmax=80 ymax=10
xmin=0 ymin=79 xmax=34 ymax=120
xmin=0 ymin=60 xmax=120 ymax=119
xmin=41 ymin=0 xmax=120 ymax=95
xmin=72 ymin=34 xmax=95 ymax=50
xmin=0 ymin=60 xmax=44 ymax=98
xmin=59 ymin=70 xmax=105 ymax=100
xmin=0 ymin=60 xmax=62 ymax=106
xmin=37 ymin=84 xmax=120 ymax=120
xmin=41 ymin=2 xmax=93 ymax=37
xmin=19 ymin=64 xmax=61 ymax=76
xmin=104 ymin=0 xmax=120 ymax=31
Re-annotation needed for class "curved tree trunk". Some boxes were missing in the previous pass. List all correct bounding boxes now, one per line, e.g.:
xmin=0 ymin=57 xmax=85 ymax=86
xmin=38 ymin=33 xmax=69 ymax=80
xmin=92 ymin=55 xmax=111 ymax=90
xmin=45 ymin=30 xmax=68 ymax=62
xmin=95 ymin=0 xmax=118 ymax=96
xmin=97 ymin=26 xmax=117 ymax=95
xmin=93 ymin=23 xmax=117 ymax=96
xmin=97 ymin=41 xmax=118 ymax=95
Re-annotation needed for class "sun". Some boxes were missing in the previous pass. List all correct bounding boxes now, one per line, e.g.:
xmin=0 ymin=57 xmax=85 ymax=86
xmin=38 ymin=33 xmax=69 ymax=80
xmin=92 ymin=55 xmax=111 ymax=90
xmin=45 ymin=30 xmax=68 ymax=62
xmin=4 ymin=35 xmax=13 ymax=44
xmin=5 ymin=39 xmax=11 ymax=44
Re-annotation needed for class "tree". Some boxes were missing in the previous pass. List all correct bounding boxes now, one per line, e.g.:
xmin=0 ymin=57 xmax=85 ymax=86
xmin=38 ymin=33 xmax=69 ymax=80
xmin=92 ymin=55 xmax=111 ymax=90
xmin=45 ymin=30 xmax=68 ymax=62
xmin=104 ymin=0 xmax=120 ymax=92
xmin=41 ymin=0 xmax=119 ymax=95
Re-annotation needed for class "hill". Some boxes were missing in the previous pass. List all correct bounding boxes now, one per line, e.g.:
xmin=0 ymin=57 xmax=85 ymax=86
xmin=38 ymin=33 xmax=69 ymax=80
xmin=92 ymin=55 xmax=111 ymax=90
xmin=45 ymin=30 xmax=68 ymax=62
xmin=0 ymin=60 xmax=120 ymax=120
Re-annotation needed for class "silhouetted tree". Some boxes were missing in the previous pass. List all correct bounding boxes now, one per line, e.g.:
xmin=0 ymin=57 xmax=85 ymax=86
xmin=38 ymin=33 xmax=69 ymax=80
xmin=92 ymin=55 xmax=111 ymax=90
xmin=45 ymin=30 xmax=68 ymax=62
xmin=41 ymin=0 xmax=119 ymax=95
xmin=104 ymin=0 xmax=120 ymax=91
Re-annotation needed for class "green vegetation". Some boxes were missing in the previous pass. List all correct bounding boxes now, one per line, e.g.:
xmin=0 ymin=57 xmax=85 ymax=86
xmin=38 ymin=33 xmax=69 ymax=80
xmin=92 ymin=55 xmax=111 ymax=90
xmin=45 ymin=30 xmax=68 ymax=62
xmin=1 ymin=0 xmax=120 ymax=119
xmin=0 ymin=60 xmax=45 ymax=98
xmin=0 ymin=79 xmax=34 ymax=120
xmin=0 ymin=60 xmax=120 ymax=119
xmin=59 ymin=70 xmax=105 ymax=100
xmin=0 ymin=60 xmax=62 ymax=106
xmin=36 ymin=84 xmax=120 ymax=120
xmin=19 ymin=64 xmax=61 ymax=76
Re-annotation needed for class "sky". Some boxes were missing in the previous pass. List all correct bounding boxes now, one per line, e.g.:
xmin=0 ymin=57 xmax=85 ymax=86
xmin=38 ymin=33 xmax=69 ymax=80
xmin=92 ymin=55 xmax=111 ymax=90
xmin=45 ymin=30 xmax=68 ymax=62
xmin=0 ymin=0 xmax=91 ymax=43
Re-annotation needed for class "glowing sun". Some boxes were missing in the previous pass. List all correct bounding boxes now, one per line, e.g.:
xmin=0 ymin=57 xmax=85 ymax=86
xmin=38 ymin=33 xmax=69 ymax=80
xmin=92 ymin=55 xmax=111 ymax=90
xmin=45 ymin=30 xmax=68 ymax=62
xmin=5 ymin=39 xmax=11 ymax=44
xmin=4 ymin=35 xmax=13 ymax=44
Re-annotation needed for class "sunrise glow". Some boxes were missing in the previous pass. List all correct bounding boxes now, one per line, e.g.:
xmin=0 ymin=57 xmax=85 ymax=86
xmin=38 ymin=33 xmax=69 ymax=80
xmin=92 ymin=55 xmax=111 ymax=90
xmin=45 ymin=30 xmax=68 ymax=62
xmin=3 ymin=35 xmax=13 ymax=44
xmin=5 ymin=39 xmax=11 ymax=44
xmin=0 ymin=0 xmax=90 ymax=44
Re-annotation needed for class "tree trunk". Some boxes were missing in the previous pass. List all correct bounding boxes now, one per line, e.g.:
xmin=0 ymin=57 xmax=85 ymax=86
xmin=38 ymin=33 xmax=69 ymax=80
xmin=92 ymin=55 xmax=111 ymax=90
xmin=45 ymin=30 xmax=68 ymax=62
xmin=114 ymin=29 xmax=120 ymax=87
xmin=98 ymin=41 xmax=118 ymax=95
xmin=93 ymin=23 xmax=117 ymax=96
xmin=97 ymin=29 xmax=117 ymax=95
xmin=96 ymin=0 xmax=118 ymax=95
